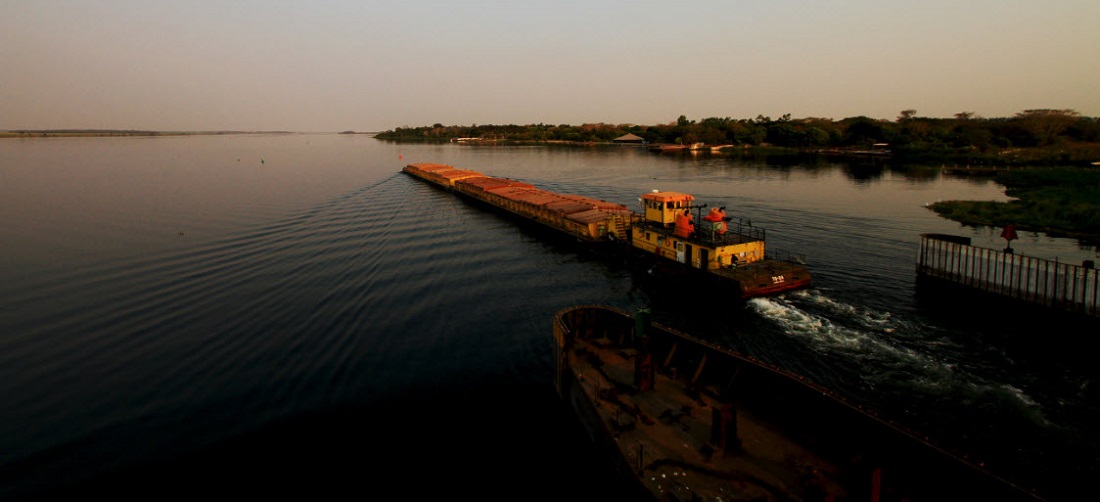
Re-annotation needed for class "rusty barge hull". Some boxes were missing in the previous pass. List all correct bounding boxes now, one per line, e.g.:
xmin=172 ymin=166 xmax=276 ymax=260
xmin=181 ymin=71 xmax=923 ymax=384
xmin=403 ymin=162 xmax=631 ymax=243
xmin=552 ymin=305 xmax=1045 ymax=501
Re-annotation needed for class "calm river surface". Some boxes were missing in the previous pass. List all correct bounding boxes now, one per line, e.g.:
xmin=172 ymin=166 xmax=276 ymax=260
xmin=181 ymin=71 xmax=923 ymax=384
xmin=2 ymin=134 xmax=1097 ymax=500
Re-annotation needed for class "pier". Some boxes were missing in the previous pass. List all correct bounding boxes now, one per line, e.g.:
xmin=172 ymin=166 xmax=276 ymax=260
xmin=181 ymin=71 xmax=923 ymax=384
xmin=917 ymin=233 xmax=1099 ymax=318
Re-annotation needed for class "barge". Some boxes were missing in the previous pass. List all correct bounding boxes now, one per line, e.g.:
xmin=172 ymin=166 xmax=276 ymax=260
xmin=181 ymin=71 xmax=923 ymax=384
xmin=553 ymin=304 xmax=1045 ymax=501
xmin=402 ymin=162 xmax=811 ymax=299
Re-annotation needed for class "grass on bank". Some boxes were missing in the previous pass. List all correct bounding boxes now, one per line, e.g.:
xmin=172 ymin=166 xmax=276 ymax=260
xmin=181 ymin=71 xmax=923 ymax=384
xmin=929 ymin=167 xmax=1100 ymax=245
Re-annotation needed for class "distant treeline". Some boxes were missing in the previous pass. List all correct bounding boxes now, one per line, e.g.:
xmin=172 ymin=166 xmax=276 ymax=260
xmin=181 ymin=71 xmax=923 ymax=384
xmin=376 ymin=109 xmax=1100 ymax=166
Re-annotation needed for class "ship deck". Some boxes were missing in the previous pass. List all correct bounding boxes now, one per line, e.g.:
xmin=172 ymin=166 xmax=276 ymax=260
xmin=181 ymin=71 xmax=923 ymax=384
xmin=556 ymin=306 xmax=1045 ymax=501
xmin=568 ymin=336 xmax=849 ymax=501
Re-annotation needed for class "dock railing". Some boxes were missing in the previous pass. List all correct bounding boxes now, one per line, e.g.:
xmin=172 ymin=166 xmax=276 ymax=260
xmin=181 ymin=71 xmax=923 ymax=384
xmin=917 ymin=233 xmax=1099 ymax=318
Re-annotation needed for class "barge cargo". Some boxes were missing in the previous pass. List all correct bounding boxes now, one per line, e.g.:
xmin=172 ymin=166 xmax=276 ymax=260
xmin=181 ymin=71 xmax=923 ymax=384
xmin=552 ymin=305 xmax=1045 ymax=501
xmin=403 ymin=162 xmax=811 ymax=299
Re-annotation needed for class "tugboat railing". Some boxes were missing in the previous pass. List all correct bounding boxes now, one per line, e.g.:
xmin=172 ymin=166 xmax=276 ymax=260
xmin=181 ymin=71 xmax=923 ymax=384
xmin=631 ymin=215 xmax=767 ymax=245
xmin=766 ymin=247 xmax=808 ymax=264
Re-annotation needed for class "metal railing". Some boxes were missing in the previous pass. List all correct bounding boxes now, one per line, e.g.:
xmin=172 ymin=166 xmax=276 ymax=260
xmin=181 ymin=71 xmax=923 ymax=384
xmin=917 ymin=233 xmax=1099 ymax=318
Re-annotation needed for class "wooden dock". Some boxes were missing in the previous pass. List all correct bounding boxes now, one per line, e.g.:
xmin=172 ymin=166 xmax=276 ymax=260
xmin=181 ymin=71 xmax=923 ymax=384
xmin=917 ymin=233 xmax=1099 ymax=318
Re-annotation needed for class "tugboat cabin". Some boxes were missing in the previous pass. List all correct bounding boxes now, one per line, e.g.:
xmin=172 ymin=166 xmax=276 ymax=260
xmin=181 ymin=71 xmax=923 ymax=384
xmin=641 ymin=191 xmax=694 ymax=226
xmin=632 ymin=191 xmax=765 ymax=271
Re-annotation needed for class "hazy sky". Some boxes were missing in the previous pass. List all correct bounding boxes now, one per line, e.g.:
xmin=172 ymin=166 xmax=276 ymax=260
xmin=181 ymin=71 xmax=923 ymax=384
xmin=3 ymin=1 xmax=1098 ymax=132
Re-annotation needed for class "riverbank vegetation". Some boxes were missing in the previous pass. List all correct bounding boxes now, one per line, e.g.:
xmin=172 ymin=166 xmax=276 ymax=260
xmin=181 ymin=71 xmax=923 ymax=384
xmin=930 ymin=167 xmax=1100 ymax=245
xmin=377 ymin=109 xmax=1100 ymax=167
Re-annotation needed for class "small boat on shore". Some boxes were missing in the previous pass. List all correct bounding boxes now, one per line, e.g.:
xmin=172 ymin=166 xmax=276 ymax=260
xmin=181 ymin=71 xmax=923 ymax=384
xmin=402 ymin=162 xmax=811 ymax=299
xmin=647 ymin=143 xmax=690 ymax=153
xmin=552 ymin=305 xmax=1046 ymax=501
xmin=940 ymin=164 xmax=1012 ymax=176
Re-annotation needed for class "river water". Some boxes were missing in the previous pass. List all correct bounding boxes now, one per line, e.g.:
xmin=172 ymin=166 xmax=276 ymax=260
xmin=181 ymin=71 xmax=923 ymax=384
xmin=1 ymin=133 xmax=1097 ymax=500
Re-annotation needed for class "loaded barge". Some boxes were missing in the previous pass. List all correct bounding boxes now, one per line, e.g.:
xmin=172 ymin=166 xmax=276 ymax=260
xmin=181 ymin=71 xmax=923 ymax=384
xmin=403 ymin=162 xmax=811 ymax=299
xmin=553 ymin=305 xmax=1045 ymax=501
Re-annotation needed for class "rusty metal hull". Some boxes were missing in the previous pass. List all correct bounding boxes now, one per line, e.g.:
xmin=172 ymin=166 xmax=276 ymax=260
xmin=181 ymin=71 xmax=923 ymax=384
xmin=711 ymin=259 xmax=814 ymax=298
xmin=552 ymin=305 xmax=1045 ymax=501
xmin=628 ymin=245 xmax=812 ymax=300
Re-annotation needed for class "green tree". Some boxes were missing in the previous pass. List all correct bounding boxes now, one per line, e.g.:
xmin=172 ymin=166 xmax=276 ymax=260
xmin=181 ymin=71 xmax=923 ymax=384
xmin=839 ymin=116 xmax=887 ymax=147
xmin=1014 ymin=109 xmax=1080 ymax=146
xmin=804 ymin=127 xmax=830 ymax=146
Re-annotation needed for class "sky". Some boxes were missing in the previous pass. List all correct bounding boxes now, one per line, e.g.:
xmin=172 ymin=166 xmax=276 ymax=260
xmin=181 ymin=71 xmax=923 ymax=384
xmin=3 ymin=0 xmax=1098 ymax=132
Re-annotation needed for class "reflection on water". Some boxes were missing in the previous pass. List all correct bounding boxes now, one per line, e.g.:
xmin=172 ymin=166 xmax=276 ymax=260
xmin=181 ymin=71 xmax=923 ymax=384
xmin=1 ymin=135 xmax=1097 ymax=500
xmin=1 ymin=134 xmax=394 ymax=271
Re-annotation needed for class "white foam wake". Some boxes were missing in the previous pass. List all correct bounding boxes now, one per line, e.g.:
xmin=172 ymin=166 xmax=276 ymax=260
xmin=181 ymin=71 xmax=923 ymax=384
xmin=747 ymin=289 xmax=1044 ymax=421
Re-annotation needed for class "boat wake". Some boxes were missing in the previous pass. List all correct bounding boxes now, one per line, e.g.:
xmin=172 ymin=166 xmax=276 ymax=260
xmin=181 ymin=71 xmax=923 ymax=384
xmin=747 ymin=289 xmax=921 ymax=362
xmin=743 ymin=288 xmax=1072 ymax=497
xmin=746 ymin=289 xmax=1046 ymax=426
xmin=742 ymin=287 xmax=1100 ymax=500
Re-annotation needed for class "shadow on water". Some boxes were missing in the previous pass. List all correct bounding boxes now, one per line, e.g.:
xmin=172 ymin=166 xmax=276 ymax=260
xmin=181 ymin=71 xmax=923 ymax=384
xmin=912 ymin=277 xmax=1100 ymax=501
xmin=35 ymin=380 xmax=629 ymax=501
xmin=914 ymin=276 xmax=1100 ymax=360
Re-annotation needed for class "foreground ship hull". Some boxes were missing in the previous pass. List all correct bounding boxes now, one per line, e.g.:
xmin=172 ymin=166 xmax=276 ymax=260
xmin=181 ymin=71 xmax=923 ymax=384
xmin=552 ymin=305 xmax=1044 ymax=501
xmin=403 ymin=162 xmax=811 ymax=299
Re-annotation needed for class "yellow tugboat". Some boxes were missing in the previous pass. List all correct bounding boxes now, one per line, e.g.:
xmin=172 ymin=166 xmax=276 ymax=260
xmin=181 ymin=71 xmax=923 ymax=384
xmin=402 ymin=162 xmax=811 ymax=299
xmin=631 ymin=190 xmax=811 ymax=298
